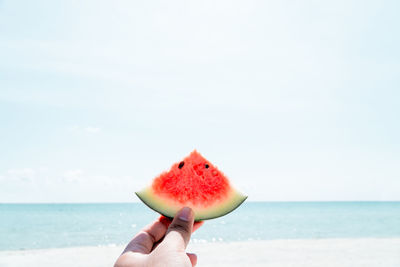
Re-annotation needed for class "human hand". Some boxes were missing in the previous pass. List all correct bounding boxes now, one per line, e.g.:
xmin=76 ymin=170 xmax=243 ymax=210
xmin=114 ymin=207 xmax=204 ymax=267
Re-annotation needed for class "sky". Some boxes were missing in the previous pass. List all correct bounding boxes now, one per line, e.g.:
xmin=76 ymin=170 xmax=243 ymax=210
xmin=0 ymin=0 xmax=399 ymax=202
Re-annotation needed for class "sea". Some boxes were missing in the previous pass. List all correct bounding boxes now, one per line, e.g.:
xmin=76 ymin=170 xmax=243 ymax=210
xmin=1 ymin=202 xmax=399 ymax=251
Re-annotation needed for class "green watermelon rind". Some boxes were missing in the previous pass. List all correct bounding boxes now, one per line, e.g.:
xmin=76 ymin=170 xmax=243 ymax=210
xmin=135 ymin=188 xmax=247 ymax=221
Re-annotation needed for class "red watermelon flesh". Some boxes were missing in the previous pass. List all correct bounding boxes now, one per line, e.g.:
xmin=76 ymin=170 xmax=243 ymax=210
xmin=136 ymin=150 xmax=247 ymax=220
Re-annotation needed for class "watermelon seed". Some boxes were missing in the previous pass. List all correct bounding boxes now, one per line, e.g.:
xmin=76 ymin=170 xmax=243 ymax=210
xmin=178 ymin=161 xmax=185 ymax=169
xmin=205 ymin=164 xmax=209 ymax=168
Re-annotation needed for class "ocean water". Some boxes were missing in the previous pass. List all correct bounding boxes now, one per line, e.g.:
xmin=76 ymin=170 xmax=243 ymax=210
xmin=1 ymin=202 xmax=399 ymax=250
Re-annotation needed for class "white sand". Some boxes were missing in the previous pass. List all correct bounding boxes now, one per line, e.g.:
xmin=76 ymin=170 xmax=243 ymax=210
xmin=0 ymin=238 xmax=399 ymax=267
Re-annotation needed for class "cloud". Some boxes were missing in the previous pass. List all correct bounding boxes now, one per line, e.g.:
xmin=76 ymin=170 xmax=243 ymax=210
xmin=62 ymin=169 xmax=84 ymax=183
xmin=84 ymin=126 xmax=101 ymax=134
xmin=6 ymin=168 xmax=36 ymax=182
xmin=61 ymin=169 xmax=121 ymax=186
xmin=0 ymin=167 xmax=139 ymax=202
xmin=38 ymin=166 xmax=49 ymax=172
xmin=67 ymin=125 xmax=101 ymax=134
xmin=0 ymin=167 xmax=49 ymax=184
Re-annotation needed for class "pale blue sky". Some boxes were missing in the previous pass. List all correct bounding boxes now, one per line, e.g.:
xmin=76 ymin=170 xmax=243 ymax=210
xmin=0 ymin=0 xmax=399 ymax=202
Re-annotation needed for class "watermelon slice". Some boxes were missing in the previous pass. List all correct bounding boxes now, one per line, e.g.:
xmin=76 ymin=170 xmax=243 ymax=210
xmin=136 ymin=150 xmax=247 ymax=221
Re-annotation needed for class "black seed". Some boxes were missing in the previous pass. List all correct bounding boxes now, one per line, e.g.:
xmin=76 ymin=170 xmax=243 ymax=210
xmin=205 ymin=164 xmax=209 ymax=168
xmin=178 ymin=161 xmax=184 ymax=169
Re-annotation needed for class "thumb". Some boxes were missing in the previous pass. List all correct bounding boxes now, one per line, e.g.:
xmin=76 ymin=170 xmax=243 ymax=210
xmin=164 ymin=207 xmax=194 ymax=250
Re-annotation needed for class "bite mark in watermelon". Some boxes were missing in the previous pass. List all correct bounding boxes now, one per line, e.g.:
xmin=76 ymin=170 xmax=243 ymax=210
xmin=136 ymin=150 xmax=247 ymax=221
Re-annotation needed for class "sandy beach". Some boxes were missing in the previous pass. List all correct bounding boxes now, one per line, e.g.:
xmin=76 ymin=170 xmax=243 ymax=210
xmin=1 ymin=238 xmax=399 ymax=267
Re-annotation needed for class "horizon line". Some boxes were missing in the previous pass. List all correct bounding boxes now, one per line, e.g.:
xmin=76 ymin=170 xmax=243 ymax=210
xmin=1 ymin=200 xmax=399 ymax=205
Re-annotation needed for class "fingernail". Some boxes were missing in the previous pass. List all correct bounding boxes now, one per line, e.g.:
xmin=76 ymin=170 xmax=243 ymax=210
xmin=178 ymin=207 xmax=191 ymax=222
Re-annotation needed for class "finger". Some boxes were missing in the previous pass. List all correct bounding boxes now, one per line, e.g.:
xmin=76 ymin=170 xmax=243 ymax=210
xmin=161 ymin=215 xmax=203 ymax=233
xmin=187 ymin=252 xmax=197 ymax=266
xmin=123 ymin=216 xmax=168 ymax=254
xmin=164 ymin=207 xmax=194 ymax=250
xmin=149 ymin=216 xmax=202 ymax=251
